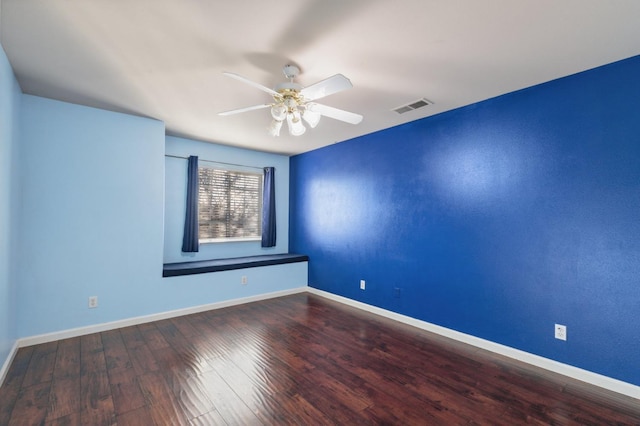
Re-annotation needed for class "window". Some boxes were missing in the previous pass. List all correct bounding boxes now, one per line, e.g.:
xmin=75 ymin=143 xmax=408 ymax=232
xmin=198 ymin=167 xmax=263 ymax=242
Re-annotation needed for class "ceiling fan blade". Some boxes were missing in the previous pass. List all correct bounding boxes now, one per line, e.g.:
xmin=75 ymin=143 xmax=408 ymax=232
xmin=222 ymin=72 xmax=280 ymax=97
xmin=301 ymin=74 xmax=353 ymax=101
xmin=308 ymin=103 xmax=363 ymax=124
xmin=218 ymin=104 xmax=271 ymax=116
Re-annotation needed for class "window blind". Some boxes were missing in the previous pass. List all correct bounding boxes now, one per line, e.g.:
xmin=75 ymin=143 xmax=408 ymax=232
xmin=198 ymin=167 xmax=263 ymax=240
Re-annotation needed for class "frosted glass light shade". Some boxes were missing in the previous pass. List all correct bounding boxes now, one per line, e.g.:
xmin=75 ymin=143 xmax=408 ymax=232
xmin=303 ymin=108 xmax=321 ymax=128
xmin=287 ymin=113 xmax=306 ymax=136
xmin=271 ymin=104 xmax=287 ymax=121
xmin=268 ymin=119 xmax=283 ymax=136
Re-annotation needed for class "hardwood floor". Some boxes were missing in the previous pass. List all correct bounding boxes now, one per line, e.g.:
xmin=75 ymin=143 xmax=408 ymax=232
xmin=1 ymin=293 xmax=639 ymax=425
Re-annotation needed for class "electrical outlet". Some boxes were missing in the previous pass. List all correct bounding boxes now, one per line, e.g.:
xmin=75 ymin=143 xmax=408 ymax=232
xmin=88 ymin=296 xmax=98 ymax=309
xmin=360 ymin=280 xmax=366 ymax=290
xmin=394 ymin=287 xmax=401 ymax=298
xmin=555 ymin=324 xmax=567 ymax=341
xmin=241 ymin=275 xmax=248 ymax=285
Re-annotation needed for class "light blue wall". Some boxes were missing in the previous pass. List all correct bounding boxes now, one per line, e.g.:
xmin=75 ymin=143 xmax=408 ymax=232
xmin=15 ymin=96 xmax=303 ymax=339
xmin=0 ymin=43 xmax=21 ymax=368
xmin=164 ymin=135 xmax=290 ymax=263
xmin=17 ymin=96 xmax=166 ymax=337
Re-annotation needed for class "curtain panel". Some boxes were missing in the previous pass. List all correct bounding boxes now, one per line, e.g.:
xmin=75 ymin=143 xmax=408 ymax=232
xmin=261 ymin=166 xmax=276 ymax=247
xmin=182 ymin=155 xmax=199 ymax=252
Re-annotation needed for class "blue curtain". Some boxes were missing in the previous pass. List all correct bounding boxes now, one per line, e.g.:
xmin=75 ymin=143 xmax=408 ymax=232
xmin=261 ymin=167 xmax=276 ymax=247
xmin=182 ymin=155 xmax=199 ymax=252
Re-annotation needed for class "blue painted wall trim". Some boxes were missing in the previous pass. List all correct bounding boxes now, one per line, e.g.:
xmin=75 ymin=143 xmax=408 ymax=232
xmin=290 ymin=55 xmax=640 ymax=386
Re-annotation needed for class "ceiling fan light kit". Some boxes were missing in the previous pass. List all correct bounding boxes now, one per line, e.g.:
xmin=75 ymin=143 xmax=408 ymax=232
xmin=268 ymin=119 xmax=283 ymax=137
xmin=303 ymin=107 xmax=321 ymax=128
xmin=286 ymin=112 xmax=306 ymax=136
xmin=220 ymin=65 xmax=363 ymax=137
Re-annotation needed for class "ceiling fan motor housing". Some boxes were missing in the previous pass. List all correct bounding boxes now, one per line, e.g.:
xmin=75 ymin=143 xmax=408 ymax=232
xmin=274 ymin=82 xmax=303 ymax=92
xmin=283 ymin=64 xmax=300 ymax=79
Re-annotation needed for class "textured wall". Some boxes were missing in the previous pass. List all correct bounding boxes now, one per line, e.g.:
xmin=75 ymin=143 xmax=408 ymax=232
xmin=17 ymin=96 xmax=166 ymax=336
xmin=0 ymin=43 xmax=21 ymax=370
xmin=16 ymin=96 xmax=305 ymax=338
xmin=290 ymin=55 xmax=640 ymax=386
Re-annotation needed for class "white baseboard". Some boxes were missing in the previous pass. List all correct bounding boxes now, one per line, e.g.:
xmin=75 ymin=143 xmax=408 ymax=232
xmin=18 ymin=287 xmax=308 ymax=348
xmin=307 ymin=287 xmax=640 ymax=400
xmin=0 ymin=341 xmax=19 ymax=387
xmin=8 ymin=285 xmax=639 ymax=400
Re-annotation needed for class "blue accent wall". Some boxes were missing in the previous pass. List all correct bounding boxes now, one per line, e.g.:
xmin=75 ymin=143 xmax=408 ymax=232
xmin=290 ymin=55 xmax=640 ymax=386
xmin=0 ymin=43 xmax=21 ymax=368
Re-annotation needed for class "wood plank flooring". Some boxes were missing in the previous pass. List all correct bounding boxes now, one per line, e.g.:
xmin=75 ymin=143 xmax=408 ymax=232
xmin=1 ymin=293 xmax=639 ymax=425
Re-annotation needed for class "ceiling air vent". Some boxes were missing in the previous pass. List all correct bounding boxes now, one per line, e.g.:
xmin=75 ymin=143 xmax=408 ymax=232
xmin=392 ymin=98 xmax=433 ymax=114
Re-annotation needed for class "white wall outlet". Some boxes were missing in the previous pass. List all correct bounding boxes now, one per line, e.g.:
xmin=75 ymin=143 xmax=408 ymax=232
xmin=88 ymin=296 xmax=98 ymax=309
xmin=241 ymin=275 xmax=248 ymax=285
xmin=360 ymin=280 xmax=366 ymax=290
xmin=555 ymin=324 xmax=567 ymax=341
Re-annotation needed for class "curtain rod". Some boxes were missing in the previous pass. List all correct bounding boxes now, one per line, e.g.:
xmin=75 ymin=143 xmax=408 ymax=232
xmin=164 ymin=154 xmax=264 ymax=171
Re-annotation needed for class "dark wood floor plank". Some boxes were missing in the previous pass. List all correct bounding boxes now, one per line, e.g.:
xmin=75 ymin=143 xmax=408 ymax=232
xmin=101 ymin=329 xmax=132 ymax=372
xmin=80 ymin=334 xmax=106 ymax=377
xmin=283 ymin=393 xmax=333 ymax=425
xmin=79 ymin=368 xmax=112 ymax=417
xmin=137 ymin=322 xmax=170 ymax=351
xmin=45 ymin=376 xmax=81 ymax=422
xmin=8 ymin=381 xmax=51 ymax=425
xmin=118 ymin=325 xmax=146 ymax=349
xmin=52 ymin=338 xmax=80 ymax=380
xmin=185 ymin=312 xmax=258 ymax=362
xmin=0 ymin=347 xmax=34 ymax=425
xmin=2 ymin=293 xmax=640 ymax=425
xmin=198 ymin=306 xmax=371 ymax=423
xmin=21 ymin=341 xmax=58 ymax=388
xmin=162 ymin=368 xmax=216 ymax=421
xmin=120 ymin=326 xmax=159 ymax=375
xmin=154 ymin=321 xmax=213 ymax=376
xmin=262 ymin=299 xmax=471 ymax=423
xmin=115 ymin=405 xmax=156 ymax=426
xmin=79 ymin=395 xmax=116 ymax=426
xmin=560 ymin=381 xmax=640 ymax=425
xmin=223 ymin=328 xmax=372 ymax=424
xmin=152 ymin=346 xmax=192 ymax=375
xmin=44 ymin=411 xmax=81 ymax=426
xmin=188 ymin=408 xmax=227 ymax=426
xmin=299 ymin=337 xmax=461 ymax=424
xmin=196 ymin=369 xmax=264 ymax=425
xmin=107 ymin=368 xmax=146 ymax=416
xmin=137 ymin=371 xmax=190 ymax=425
xmin=195 ymin=312 xmax=344 ymax=424
xmin=264 ymin=296 xmax=535 ymax=424
xmin=169 ymin=315 xmax=203 ymax=339
xmin=43 ymin=338 xmax=83 ymax=423
xmin=78 ymin=334 xmax=116 ymax=425
xmin=206 ymin=354 xmax=286 ymax=424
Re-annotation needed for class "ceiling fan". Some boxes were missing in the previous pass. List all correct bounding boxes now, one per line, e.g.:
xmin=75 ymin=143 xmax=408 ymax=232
xmin=219 ymin=65 xmax=363 ymax=137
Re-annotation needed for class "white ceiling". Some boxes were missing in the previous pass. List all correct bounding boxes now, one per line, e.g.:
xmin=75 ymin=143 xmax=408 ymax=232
xmin=2 ymin=1 xmax=640 ymax=155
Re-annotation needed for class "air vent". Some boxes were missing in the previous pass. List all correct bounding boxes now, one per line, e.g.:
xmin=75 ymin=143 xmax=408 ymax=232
xmin=392 ymin=98 xmax=433 ymax=114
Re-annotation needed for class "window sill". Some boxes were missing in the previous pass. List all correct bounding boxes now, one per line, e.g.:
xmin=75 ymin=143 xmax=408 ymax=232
xmin=162 ymin=253 xmax=308 ymax=277
xmin=199 ymin=237 xmax=261 ymax=244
